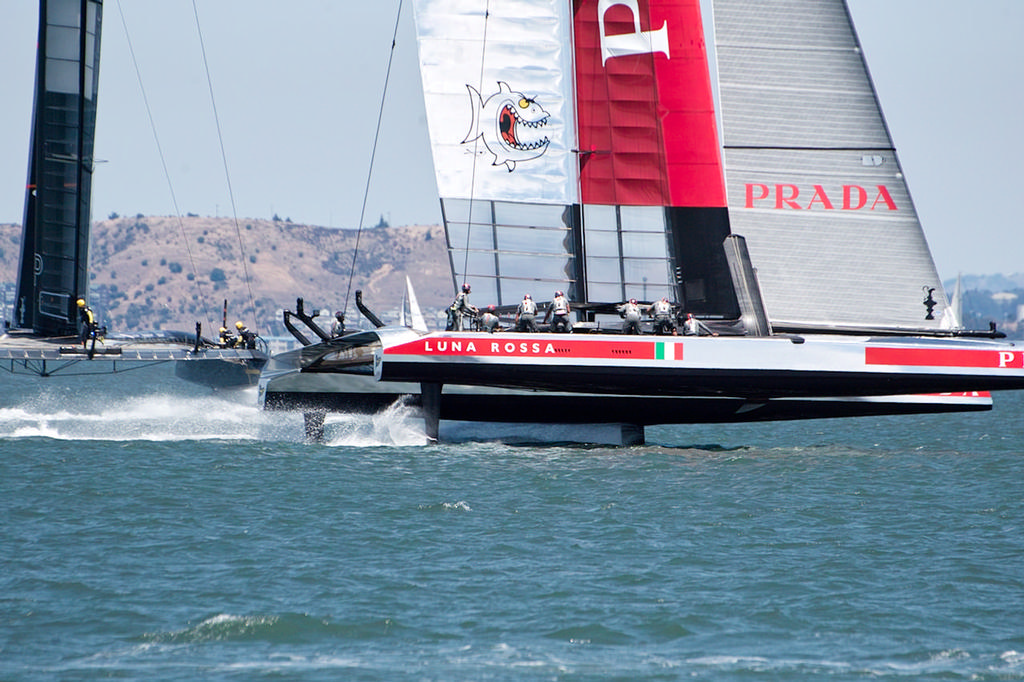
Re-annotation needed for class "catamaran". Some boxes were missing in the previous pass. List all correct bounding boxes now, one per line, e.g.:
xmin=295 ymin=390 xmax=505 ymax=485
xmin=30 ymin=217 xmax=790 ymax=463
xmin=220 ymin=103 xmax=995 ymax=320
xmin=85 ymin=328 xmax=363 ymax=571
xmin=1 ymin=0 xmax=266 ymax=385
xmin=259 ymin=0 xmax=1024 ymax=444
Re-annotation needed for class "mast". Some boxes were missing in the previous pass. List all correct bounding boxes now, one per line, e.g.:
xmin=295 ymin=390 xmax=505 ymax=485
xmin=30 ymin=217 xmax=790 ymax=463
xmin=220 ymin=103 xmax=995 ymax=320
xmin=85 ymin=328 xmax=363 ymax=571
xmin=14 ymin=0 xmax=103 ymax=337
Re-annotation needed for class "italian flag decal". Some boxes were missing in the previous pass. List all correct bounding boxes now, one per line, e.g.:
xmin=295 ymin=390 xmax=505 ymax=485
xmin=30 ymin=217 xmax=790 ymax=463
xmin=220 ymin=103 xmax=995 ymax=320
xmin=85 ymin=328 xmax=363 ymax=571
xmin=655 ymin=341 xmax=684 ymax=361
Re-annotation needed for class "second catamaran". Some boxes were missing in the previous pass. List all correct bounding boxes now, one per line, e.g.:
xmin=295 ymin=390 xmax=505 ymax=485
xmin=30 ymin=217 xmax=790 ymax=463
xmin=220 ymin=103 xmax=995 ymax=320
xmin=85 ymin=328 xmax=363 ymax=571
xmin=1 ymin=0 xmax=266 ymax=384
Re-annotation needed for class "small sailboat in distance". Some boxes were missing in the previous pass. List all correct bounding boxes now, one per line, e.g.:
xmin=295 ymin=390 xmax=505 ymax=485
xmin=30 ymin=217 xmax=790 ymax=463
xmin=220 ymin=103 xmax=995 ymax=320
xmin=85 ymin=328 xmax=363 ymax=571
xmin=399 ymin=276 xmax=429 ymax=334
xmin=941 ymin=274 xmax=964 ymax=331
xmin=259 ymin=0 xmax=1020 ymax=444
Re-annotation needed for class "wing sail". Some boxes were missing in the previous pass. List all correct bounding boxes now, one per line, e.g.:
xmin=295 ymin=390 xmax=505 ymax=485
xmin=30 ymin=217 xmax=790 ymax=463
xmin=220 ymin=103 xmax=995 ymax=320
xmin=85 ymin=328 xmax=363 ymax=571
xmin=14 ymin=0 xmax=103 ymax=336
xmin=713 ymin=0 xmax=947 ymax=330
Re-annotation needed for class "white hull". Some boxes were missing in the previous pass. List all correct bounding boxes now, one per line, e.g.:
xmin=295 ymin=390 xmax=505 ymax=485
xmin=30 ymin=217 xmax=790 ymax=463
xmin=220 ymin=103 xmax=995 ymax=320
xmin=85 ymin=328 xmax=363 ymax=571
xmin=377 ymin=330 xmax=1024 ymax=398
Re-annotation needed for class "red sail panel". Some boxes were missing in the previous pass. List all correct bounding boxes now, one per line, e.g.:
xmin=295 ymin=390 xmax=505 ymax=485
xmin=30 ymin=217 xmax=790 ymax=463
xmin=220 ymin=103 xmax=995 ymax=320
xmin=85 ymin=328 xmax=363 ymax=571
xmin=574 ymin=0 xmax=726 ymax=207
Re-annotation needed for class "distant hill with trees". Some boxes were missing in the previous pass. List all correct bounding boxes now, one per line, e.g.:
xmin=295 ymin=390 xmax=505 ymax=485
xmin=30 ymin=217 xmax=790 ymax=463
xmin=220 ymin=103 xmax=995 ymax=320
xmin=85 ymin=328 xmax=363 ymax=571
xmin=0 ymin=216 xmax=452 ymax=337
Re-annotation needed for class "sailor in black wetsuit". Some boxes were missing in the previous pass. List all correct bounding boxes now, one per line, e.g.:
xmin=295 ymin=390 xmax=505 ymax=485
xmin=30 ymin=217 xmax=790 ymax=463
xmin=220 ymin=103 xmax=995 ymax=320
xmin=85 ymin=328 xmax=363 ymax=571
xmin=77 ymin=298 xmax=97 ymax=346
xmin=235 ymin=321 xmax=257 ymax=349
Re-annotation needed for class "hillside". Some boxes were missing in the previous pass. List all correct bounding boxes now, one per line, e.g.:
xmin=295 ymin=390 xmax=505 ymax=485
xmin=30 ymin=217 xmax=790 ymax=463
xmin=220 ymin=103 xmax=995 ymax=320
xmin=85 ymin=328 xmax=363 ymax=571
xmin=4 ymin=217 xmax=1024 ymax=339
xmin=0 ymin=217 xmax=453 ymax=336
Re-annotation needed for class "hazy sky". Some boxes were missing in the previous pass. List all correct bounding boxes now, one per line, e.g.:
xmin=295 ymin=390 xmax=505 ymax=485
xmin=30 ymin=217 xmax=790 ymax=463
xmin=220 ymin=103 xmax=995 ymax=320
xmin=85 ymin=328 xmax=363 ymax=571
xmin=1 ymin=1 xmax=1021 ymax=280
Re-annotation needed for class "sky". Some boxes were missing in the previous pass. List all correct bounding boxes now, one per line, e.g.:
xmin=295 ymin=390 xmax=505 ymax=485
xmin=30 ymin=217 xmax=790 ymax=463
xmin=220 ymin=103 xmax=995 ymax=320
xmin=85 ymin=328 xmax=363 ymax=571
xmin=1 ymin=1 xmax=1022 ymax=281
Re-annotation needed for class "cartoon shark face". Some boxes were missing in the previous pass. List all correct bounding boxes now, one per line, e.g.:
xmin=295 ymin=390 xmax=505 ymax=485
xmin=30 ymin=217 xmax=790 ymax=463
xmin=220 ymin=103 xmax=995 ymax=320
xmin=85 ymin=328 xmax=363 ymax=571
xmin=464 ymin=82 xmax=551 ymax=172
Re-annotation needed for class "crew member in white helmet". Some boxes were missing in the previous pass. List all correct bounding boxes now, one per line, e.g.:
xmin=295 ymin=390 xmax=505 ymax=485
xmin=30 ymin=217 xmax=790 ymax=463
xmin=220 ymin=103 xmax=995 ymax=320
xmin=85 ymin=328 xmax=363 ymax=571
xmin=619 ymin=298 xmax=642 ymax=335
xmin=516 ymin=293 xmax=538 ymax=332
xmin=549 ymin=290 xmax=571 ymax=333
xmin=446 ymin=283 xmax=479 ymax=331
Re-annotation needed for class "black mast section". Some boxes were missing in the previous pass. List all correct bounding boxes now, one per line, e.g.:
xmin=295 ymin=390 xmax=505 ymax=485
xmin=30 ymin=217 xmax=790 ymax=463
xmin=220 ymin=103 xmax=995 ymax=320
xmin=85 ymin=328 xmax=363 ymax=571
xmin=14 ymin=0 xmax=103 ymax=337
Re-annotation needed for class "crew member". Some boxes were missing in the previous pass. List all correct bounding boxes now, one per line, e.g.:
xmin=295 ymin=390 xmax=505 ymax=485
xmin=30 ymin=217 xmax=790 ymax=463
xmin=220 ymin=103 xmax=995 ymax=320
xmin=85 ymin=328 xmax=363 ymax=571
xmin=549 ymin=290 xmax=571 ymax=333
xmin=684 ymin=313 xmax=718 ymax=337
xmin=219 ymin=326 xmax=236 ymax=348
xmin=650 ymin=297 xmax=675 ymax=335
xmin=480 ymin=305 xmax=501 ymax=333
xmin=235 ymin=320 xmax=257 ymax=349
xmin=619 ymin=298 xmax=642 ymax=335
xmin=516 ymin=293 xmax=537 ymax=332
xmin=446 ymin=283 xmax=478 ymax=331
xmin=330 ymin=311 xmax=346 ymax=337
xmin=77 ymin=298 xmax=97 ymax=346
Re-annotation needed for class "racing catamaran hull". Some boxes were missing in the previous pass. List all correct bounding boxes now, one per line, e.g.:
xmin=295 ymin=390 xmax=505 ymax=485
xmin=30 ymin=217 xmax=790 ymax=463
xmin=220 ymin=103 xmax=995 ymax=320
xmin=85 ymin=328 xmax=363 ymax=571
xmin=376 ymin=332 xmax=1024 ymax=397
xmin=257 ymin=326 xmax=1000 ymax=443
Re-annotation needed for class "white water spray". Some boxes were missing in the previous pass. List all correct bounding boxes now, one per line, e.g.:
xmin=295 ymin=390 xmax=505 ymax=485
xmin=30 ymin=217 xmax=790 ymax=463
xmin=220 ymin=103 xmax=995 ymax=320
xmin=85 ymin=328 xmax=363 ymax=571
xmin=323 ymin=397 xmax=429 ymax=448
xmin=0 ymin=386 xmax=303 ymax=442
xmin=0 ymin=371 xmax=430 ymax=446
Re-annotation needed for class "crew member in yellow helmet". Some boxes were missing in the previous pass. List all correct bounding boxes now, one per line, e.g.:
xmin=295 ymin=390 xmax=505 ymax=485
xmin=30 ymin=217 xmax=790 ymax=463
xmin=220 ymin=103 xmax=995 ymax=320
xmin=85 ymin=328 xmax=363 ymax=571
xmin=234 ymin=320 xmax=255 ymax=349
xmin=76 ymin=298 xmax=96 ymax=346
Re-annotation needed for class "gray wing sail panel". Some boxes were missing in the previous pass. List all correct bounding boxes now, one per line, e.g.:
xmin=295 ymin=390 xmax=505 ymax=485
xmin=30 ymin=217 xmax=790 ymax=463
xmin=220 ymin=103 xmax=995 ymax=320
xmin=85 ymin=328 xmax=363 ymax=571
xmin=713 ymin=0 xmax=947 ymax=330
xmin=442 ymin=198 xmax=578 ymax=306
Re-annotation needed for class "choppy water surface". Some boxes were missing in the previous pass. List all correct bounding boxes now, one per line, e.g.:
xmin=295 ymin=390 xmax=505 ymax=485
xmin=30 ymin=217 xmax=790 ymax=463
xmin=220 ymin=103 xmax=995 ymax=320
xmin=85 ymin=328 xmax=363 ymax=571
xmin=1 ymin=367 xmax=1022 ymax=680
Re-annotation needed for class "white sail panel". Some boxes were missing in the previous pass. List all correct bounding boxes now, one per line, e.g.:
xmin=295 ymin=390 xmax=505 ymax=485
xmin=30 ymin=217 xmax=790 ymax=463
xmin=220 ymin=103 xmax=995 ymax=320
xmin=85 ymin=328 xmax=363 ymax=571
xmin=713 ymin=0 xmax=948 ymax=329
xmin=412 ymin=0 xmax=578 ymax=205
xmin=940 ymin=274 xmax=963 ymax=330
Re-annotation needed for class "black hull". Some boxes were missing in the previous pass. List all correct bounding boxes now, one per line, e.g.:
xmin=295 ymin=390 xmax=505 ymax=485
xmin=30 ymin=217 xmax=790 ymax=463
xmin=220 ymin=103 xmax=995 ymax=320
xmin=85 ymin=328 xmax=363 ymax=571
xmin=174 ymin=357 xmax=267 ymax=390
xmin=261 ymin=386 xmax=990 ymax=425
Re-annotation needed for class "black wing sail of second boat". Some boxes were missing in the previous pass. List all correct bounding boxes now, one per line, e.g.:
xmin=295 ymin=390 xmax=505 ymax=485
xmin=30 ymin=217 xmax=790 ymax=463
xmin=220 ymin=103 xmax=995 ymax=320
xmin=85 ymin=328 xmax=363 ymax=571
xmin=14 ymin=0 xmax=102 ymax=337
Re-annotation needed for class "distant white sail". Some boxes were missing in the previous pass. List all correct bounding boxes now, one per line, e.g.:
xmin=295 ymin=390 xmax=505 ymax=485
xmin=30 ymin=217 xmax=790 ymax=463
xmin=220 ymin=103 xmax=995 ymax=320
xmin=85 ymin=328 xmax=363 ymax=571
xmin=940 ymin=273 xmax=963 ymax=330
xmin=405 ymin=276 xmax=429 ymax=333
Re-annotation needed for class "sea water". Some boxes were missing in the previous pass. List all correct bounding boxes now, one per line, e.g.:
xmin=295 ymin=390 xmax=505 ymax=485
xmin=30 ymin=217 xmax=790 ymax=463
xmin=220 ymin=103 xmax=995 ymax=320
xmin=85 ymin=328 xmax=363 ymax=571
xmin=1 ymin=365 xmax=1022 ymax=681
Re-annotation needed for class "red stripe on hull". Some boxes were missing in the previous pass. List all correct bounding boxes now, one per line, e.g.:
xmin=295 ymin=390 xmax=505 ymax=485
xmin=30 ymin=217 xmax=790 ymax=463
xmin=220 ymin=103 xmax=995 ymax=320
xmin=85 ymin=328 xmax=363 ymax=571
xmin=574 ymin=0 xmax=726 ymax=207
xmin=384 ymin=336 xmax=685 ymax=361
xmin=866 ymin=347 xmax=1024 ymax=369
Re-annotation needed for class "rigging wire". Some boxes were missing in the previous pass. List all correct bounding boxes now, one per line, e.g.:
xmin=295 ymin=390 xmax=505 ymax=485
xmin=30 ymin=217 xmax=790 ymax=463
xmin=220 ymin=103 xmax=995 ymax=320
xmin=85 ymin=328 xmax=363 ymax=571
xmin=113 ymin=0 xmax=214 ymax=332
xmin=462 ymin=1 xmax=493 ymax=292
xmin=343 ymin=0 xmax=405 ymax=314
xmin=190 ymin=0 xmax=260 ymax=334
